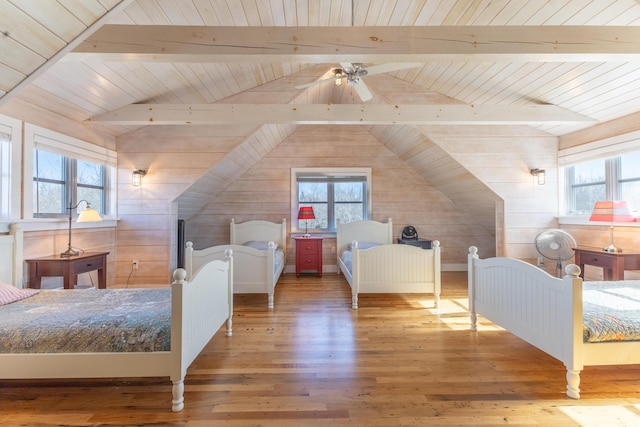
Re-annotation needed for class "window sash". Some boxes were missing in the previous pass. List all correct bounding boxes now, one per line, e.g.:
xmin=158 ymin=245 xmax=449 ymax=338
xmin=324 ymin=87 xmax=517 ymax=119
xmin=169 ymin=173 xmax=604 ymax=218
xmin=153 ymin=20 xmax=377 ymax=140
xmin=33 ymin=148 xmax=107 ymax=217
xmin=292 ymin=168 xmax=371 ymax=233
xmin=24 ymin=123 xmax=116 ymax=219
xmin=564 ymin=152 xmax=640 ymax=215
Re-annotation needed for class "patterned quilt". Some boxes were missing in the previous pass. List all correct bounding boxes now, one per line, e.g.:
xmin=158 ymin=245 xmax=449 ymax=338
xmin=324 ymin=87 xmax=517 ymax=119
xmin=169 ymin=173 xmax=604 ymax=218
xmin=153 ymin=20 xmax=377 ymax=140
xmin=583 ymin=280 xmax=640 ymax=343
xmin=0 ymin=288 xmax=171 ymax=353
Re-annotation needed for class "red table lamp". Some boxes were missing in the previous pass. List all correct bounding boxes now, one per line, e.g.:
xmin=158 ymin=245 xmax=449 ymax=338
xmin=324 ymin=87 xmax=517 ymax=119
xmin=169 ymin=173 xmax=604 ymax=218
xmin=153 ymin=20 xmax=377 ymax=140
xmin=589 ymin=200 xmax=636 ymax=253
xmin=297 ymin=206 xmax=315 ymax=238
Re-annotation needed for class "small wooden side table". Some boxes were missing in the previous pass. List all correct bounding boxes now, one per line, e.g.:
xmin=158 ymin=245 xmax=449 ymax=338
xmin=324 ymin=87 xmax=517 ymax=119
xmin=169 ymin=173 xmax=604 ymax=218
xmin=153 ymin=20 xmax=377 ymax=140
xmin=573 ymin=246 xmax=640 ymax=280
xmin=295 ymin=237 xmax=323 ymax=277
xmin=26 ymin=252 xmax=109 ymax=289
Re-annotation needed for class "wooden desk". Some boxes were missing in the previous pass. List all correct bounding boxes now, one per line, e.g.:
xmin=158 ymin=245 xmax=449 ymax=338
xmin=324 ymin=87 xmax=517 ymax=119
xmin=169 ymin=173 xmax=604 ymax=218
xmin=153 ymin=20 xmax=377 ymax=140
xmin=573 ymin=247 xmax=640 ymax=280
xmin=26 ymin=252 xmax=109 ymax=289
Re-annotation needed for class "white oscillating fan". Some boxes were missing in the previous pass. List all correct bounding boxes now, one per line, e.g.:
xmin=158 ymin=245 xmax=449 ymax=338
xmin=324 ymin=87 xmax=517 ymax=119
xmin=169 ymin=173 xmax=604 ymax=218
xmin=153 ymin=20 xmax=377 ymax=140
xmin=534 ymin=229 xmax=576 ymax=277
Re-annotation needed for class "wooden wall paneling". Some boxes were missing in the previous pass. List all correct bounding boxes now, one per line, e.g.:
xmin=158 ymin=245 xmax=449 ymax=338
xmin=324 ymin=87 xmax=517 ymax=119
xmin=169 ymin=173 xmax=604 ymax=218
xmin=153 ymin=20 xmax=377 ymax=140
xmin=185 ymin=125 xmax=495 ymax=269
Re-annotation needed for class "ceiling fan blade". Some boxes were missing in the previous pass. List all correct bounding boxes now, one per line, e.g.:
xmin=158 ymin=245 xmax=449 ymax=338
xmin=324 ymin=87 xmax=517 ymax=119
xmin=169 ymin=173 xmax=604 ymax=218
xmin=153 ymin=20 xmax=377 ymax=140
xmin=361 ymin=63 xmax=422 ymax=76
xmin=353 ymin=80 xmax=373 ymax=102
xmin=295 ymin=76 xmax=342 ymax=89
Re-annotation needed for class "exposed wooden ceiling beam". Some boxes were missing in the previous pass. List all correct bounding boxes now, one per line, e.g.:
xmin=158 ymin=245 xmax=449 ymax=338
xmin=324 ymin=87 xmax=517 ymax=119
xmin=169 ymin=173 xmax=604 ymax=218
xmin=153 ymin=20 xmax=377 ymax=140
xmin=89 ymin=104 xmax=593 ymax=125
xmin=67 ymin=25 xmax=640 ymax=63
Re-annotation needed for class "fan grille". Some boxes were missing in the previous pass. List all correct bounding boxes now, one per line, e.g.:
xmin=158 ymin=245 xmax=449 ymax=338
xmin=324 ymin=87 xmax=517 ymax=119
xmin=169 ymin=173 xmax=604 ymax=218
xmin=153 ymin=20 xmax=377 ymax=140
xmin=535 ymin=229 xmax=576 ymax=261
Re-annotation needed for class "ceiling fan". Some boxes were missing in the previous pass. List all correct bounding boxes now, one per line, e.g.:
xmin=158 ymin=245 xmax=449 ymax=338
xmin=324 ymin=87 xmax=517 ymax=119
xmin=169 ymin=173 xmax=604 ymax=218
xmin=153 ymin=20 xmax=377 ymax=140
xmin=295 ymin=62 xmax=421 ymax=102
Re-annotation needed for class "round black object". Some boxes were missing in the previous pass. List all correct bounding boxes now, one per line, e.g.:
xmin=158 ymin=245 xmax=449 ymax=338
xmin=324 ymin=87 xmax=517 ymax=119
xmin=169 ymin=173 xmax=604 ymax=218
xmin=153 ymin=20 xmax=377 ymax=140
xmin=402 ymin=226 xmax=418 ymax=240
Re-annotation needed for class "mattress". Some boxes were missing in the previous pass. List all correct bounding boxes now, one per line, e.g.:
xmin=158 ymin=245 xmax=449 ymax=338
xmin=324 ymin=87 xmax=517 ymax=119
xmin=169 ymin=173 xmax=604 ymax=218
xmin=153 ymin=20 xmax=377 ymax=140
xmin=583 ymin=280 xmax=640 ymax=343
xmin=0 ymin=288 xmax=171 ymax=353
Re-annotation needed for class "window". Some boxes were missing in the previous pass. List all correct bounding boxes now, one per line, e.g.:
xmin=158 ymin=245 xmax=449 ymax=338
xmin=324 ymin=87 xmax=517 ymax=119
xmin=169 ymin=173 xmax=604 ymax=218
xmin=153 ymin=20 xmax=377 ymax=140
xmin=564 ymin=151 xmax=640 ymax=215
xmin=24 ymin=124 xmax=116 ymax=219
xmin=292 ymin=168 xmax=371 ymax=233
xmin=33 ymin=150 xmax=107 ymax=216
xmin=0 ymin=114 xmax=21 ymax=219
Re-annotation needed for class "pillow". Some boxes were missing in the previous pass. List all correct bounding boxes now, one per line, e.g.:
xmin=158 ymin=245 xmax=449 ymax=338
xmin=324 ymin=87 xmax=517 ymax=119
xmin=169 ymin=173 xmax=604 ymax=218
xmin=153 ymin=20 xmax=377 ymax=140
xmin=348 ymin=241 xmax=381 ymax=250
xmin=0 ymin=282 xmax=40 ymax=306
xmin=243 ymin=241 xmax=277 ymax=250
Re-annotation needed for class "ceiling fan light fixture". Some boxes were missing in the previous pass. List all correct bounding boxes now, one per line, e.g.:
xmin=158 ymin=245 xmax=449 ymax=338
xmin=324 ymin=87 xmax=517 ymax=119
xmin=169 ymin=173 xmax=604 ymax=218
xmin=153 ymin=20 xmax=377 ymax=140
xmin=334 ymin=69 xmax=344 ymax=86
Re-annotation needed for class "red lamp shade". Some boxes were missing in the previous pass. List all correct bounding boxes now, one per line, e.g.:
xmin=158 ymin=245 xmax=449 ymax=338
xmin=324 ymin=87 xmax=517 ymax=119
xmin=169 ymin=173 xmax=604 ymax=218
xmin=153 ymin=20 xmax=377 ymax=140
xmin=589 ymin=200 xmax=636 ymax=253
xmin=297 ymin=206 xmax=315 ymax=220
xmin=298 ymin=206 xmax=315 ymax=236
xmin=589 ymin=201 xmax=635 ymax=223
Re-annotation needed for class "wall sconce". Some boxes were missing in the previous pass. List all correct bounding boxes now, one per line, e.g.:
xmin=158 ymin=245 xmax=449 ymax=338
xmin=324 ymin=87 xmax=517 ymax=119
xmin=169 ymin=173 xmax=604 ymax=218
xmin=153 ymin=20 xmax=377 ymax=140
xmin=334 ymin=69 xmax=344 ymax=87
xmin=132 ymin=169 xmax=146 ymax=186
xmin=60 ymin=200 xmax=102 ymax=257
xmin=530 ymin=168 xmax=546 ymax=185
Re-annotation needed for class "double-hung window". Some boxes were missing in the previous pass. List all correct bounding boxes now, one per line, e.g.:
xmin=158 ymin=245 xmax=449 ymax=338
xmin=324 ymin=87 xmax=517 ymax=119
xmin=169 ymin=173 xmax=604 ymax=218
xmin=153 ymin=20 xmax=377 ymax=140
xmin=24 ymin=124 xmax=116 ymax=219
xmin=33 ymin=150 xmax=107 ymax=217
xmin=563 ymin=151 xmax=640 ymax=215
xmin=292 ymin=168 xmax=371 ymax=233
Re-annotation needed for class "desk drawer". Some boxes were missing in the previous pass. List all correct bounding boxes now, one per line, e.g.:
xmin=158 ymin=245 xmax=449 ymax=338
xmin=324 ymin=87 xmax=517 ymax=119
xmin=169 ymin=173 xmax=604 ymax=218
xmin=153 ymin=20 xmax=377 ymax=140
xmin=579 ymin=253 xmax=613 ymax=268
xmin=73 ymin=257 xmax=105 ymax=274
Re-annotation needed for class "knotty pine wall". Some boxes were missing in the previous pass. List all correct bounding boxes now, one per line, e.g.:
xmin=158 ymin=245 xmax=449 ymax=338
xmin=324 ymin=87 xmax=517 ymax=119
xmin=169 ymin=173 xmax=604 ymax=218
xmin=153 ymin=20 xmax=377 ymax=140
xmin=185 ymin=125 xmax=494 ymax=273
xmin=426 ymin=125 xmax=560 ymax=261
xmin=0 ymin=99 xmax=118 ymax=288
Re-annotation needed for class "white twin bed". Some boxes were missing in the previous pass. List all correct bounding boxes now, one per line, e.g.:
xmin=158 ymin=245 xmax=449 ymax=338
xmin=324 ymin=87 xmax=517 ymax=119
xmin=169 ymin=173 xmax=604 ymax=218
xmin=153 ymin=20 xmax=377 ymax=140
xmin=336 ymin=218 xmax=441 ymax=309
xmin=468 ymin=246 xmax=640 ymax=399
xmin=185 ymin=218 xmax=286 ymax=309
xmin=0 ymin=223 xmax=234 ymax=412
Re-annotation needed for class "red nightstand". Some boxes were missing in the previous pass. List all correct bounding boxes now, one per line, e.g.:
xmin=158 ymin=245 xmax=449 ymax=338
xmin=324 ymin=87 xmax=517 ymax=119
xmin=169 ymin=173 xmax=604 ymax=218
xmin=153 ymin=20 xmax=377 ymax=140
xmin=295 ymin=236 xmax=323 ymax=277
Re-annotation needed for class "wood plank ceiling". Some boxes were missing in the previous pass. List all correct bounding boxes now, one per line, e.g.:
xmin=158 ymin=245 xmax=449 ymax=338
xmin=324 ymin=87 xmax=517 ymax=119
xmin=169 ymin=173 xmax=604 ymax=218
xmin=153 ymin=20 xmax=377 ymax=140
xmin=3 ymin=0 xmax=640 ymax=230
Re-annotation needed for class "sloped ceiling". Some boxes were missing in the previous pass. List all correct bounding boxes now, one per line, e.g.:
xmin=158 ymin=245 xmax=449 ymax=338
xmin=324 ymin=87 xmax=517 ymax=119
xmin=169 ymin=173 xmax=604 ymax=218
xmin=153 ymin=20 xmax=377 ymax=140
xmin=4 ymin=0 xmax=640 ymax=235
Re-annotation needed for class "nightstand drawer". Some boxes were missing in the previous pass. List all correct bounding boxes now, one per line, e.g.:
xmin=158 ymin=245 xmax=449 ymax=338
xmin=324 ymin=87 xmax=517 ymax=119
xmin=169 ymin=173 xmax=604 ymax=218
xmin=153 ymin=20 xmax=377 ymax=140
xmin=298 ymin=241 xmax=319 ymax=255
xmin=295 ymin=237 xmax=323 ymax=277
xmin=579 ymin=253 xmax=613 ymax=268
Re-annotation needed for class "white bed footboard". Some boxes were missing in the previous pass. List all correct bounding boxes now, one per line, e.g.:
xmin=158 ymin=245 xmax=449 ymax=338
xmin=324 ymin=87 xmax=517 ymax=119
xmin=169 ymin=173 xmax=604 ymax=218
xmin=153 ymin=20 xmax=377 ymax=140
xmin=186 ymin=241 xmax=283 ymax=308
xmin=467 ymin=246 xmax=594 ymax=400
xmin=170 ymin=253 xmax=233 ymax=411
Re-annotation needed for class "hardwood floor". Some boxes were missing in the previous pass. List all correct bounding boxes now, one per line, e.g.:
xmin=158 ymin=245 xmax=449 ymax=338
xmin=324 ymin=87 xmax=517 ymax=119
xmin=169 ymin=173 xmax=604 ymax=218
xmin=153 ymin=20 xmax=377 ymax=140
xmin=1 ymin=272 xmax=639 ymax=426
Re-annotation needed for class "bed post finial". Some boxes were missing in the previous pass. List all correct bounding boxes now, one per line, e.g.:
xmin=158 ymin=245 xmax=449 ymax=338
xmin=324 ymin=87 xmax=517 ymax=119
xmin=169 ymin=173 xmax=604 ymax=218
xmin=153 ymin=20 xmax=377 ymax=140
xmin=172 ymin=268 xmax=187 ymax=284
xmin=564 ymin=264 xmax=581 ymax=278
xmin=469 ymin=246 xmax=478 ymax=256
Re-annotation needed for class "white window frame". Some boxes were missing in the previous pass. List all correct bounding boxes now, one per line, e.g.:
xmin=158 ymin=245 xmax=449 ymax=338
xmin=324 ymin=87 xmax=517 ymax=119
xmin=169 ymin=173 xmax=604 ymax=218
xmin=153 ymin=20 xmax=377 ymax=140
xmin=23 ymin=123 xmax=117 ymax=220
xmin=290 ymin=167 xmax=372 ymax=234
xmin=0 ymin=114 xmax=22 ymax=220
xmin=559 ymin=132 xmax=640 ymax=226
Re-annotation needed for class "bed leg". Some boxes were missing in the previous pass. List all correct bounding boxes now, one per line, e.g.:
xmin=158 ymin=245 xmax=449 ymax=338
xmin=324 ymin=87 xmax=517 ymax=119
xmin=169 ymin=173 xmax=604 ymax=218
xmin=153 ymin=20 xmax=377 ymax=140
xmin=470 ymin=312 xmax=477 ymax=332
xmin=268 ymin=294 xmax=274 ymax=309
xmin=352 ymin=293 xmax=358 ymax=309
xmin=434 ymin=295 xmax=440 ymax=308
xmin=566 ymin=369 xmax=581 ymax=399
xmin=171 ymin=379 xmax=185 ymax=412
xmin=226 ymin=317 xmax=233 ymax=336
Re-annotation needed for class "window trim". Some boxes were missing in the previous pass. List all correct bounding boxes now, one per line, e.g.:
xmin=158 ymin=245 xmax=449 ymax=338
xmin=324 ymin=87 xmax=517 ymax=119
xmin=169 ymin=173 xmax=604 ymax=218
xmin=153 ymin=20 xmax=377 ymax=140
xmin=0 ymin=114 xmax=22 ymax=220
xmin=290 ymin=167 xmax=372 ymax=234
xmin=560 ymin=139 xmax=640 ymax=226
xmin=23 ymin=123 xmax=117 ymax=220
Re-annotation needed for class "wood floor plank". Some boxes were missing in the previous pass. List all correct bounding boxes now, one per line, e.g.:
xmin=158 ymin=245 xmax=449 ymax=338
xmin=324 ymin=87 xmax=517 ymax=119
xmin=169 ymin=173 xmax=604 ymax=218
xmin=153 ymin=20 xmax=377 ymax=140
xmin=0 ymin=272 xmax=639 ymax=426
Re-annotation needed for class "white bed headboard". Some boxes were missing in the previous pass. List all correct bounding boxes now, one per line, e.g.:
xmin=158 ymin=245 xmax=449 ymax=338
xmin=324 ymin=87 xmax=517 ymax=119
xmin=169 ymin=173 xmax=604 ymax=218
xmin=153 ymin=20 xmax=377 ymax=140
xmin=0 ymin=223 xmax=24 ymax=288
xmin=230 ymin=218 xmax=287 ymax=251
xmin=336 ymin=218 xmax=393 ymax=256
